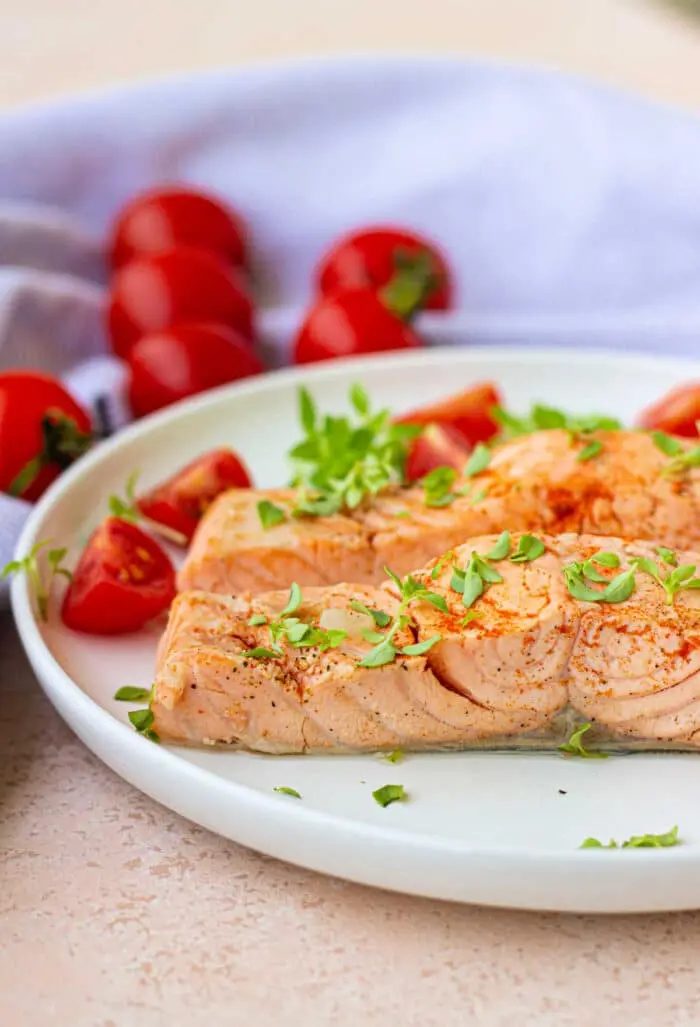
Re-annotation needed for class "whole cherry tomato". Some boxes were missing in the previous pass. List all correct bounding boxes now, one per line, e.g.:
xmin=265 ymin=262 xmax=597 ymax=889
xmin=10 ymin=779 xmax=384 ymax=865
xmin=396 ymin=382 xmax=503 ymax=447
xmin=293 ymin=289 xmax=422 ymax=364
xmin=62 ymin=516 xmax=176 ymax=635
xmin=137 ymin=448 xmax=253 ymax=542
xmin=0 ymin=371 xmax=92 ymax=502
xmin=110 ymin=185 xmax=248 ymax=269
xmin=316 ymin=226 xmax=453 ymax=310
xmin=405 ymin=424 xmax=472 ymax=483
xmin=127 ymin=322 xmax=264 ymax=419
xmin=108 ymin=247 xmax=255 ymax=359
xmin=638 ymin=383 xmax=700 ymax=438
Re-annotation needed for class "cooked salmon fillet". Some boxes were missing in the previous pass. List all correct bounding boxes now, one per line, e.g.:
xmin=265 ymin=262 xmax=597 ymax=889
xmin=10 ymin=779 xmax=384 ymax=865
xmin=153 ymin=531 xmax=700 ymax=752
xmin=178 ymin=429 xmax=700 ymax=596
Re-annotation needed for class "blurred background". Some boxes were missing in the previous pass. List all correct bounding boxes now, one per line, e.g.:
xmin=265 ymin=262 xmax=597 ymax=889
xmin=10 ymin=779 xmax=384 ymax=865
xmin=2 ymin=0 xmax=700 ymax=110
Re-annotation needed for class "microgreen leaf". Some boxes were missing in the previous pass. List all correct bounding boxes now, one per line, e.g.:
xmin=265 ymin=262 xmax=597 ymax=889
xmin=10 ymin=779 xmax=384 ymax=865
xmin=372 ymin=784 xmax=407 ymax=808
xmin=461 ymin=610 xmax=482 ymax=626
xmin=350 ymin=383 xmax=371 ymax=416
xmin=601 ymin=569 xmax=636 ymax=603
xmin=242 ymin=647 xmax=284 ymax=660
xmin=430 ymin=560 xmax=444 ymax=581
xmin=577 ymin=440 xmax=603 ymax=462
xmin=493 ymin=404 xmax=621 ymax=442
xmin=359 ymin=641 xmax=398 ymax=668
xmin=128 ymin=708 xmax=154 ymax=732
xmin=274 ymin=786 xmax=302 ymax=799
xmin=463 ymin=443 xmax=491 ymax=478
xmin=656 ymin=546 xmax=678 ymax=566
xmin=349 ymin=600 xmax=392 ymax=627
xmin=382 ymin=749 xmax=404 ymax=764
xmin=581 ymin=826 xmax=679 ymax=850
xmin=651 ymin=431 xmax=685 ymax=457
xmin=281 ymin=583 xmax=303 ymax=617
xmin=299 ymin=387 xmax=317 ymax=434
xmin=558 ymin=722 xmax=608 ymax=759
xmin=257 ymin=499 xmax=286 ymax=530
xmin=563 ymin=564 xmax=607 ymax=602
xmin=421 ymin=465 xmax=458 ymax=508
xmin=581 ymin=560 xmax=608 ymax=583
xmin=592 ymin=551 xmax=620 ymax=568
xmin=509 ymin=534 xmax=545 ymax=563
xmin=461 ymin=569 xmax=484 ymax=608
xmin=114 ymin=686 xmax=152 ymax=702
xmin=400 ymin=635 xmax=442 ymax=656
xmin=1 ymin=539 xmax=71 ymax=622
xmin=248 ymin=613 xmax=268 ymax=626
xmin=484 ymin=531 xmax=511 ymax=561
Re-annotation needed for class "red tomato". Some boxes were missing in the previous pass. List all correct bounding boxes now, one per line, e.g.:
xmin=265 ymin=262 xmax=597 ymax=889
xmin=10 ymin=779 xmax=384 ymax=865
xmin=127 ymin=322 xmax=264 ymax=419
xmin=110 ymin=185 xmax=247 ymax=269
xmin=61 ymin=517 xmax=176 ymax=635
xmin=405 ymin=424 xmax=471 ymax=482
xmin=637 ymin=383 xmax=700 ymax=437
xmin=137 ymin=448 xmax=253 ymax=542
xmin=0 ymin=371 xmax=92 ymax=502
xmin=317 ymin=226 xmax=453 ymax=310
xmin=108 ymin=247 xmax=255 ymax=359
xmin=396 ymin=382 xmax=502 ymax=447
xmin=293 ymin=290 xmax=422 ymax=365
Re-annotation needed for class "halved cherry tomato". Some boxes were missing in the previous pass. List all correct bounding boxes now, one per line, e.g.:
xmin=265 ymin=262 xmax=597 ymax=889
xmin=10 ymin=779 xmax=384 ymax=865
xmin=110 ymin=186 xmax=247 ymax=270
xmin=293 ymin=289 xmax=422 ymax=364
xmin=317 ymin=226 xmax=453 ymax=310
xmin=137 ymin=448 xmax=252 ymax=542
xmin=405 ymin=424 xmax=471 ymax=482
xmin=396 ymin=382 xmax=502 ymax=447
xmin=108 ymin=247 xmax=255 ymax=359
xmin=127 ymin=322 xmax=264 ymax=419
xmin=637 ymin=383 xmax=700 ymax=437
xmin=61 ymin=517 xmax=175 ymax=635
xmin=0 ymin=371 xmax=92 ymax=502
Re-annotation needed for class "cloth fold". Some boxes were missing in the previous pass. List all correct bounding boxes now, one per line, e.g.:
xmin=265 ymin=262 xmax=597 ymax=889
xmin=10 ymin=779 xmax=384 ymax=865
xmin=2 ymin=55 xmax=700 ymax=605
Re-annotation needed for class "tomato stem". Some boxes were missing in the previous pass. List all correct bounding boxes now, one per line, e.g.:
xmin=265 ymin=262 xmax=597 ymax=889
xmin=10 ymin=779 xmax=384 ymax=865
xmin=7 ymin=413 xmax=92 ymax=500
xmin=379 ymin=249 xmax=441 ymax=321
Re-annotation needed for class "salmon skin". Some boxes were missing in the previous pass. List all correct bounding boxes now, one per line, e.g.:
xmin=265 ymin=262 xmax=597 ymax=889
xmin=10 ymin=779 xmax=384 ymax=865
xmin=178 ymin=429 xmax=700 ymax=596
xmin=153 ymin=532 xmax=700 ymax=753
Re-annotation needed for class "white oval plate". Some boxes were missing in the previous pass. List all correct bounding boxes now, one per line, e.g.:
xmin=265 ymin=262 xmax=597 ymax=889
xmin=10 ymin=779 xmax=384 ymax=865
xmin=12 ymin=345 xmax=700 ymax=913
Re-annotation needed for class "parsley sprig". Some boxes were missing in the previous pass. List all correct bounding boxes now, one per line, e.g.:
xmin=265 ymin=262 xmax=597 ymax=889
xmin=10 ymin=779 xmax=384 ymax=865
xmin=581 ymin=826 xmax=679 ymax=849
xmin=2 ymin=540 xmax=72 ymax=621
xmin=630 ymin=555 xmax=700 ymax=605
xmin=358 ymin=568 xmax=446 ymax=668
xmin=242 ymin=583 xmax=348 ymax=659
xmin=288 ymin=384 xmax=419 ymax=516
xmin=493 ymin=403 xmax=620 ymax=460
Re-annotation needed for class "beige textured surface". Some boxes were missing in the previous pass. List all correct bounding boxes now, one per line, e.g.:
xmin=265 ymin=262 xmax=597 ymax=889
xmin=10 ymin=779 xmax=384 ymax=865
xmin=1 ymin=0 xmax=700 ymax=111
xmin=3 ymin=613 xmax=700 ymax=1025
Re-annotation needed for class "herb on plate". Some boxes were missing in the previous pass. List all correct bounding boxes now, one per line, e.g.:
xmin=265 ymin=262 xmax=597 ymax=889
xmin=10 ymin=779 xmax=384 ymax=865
xmin=558 ymin=722 xmax=608 ymax=759
xmin=382 ymin=749 xmax=404 ymax=764
xmin=630 ymin=556 xmax=700 ymax=605
xmin=242 ymin=583 xmax=348 ymax=659
xmin=274 ymin=786 xmax=302 ymax=799
xmin=372 ymin=784 xmax=407 ymax=807
xmin=288 ymin=384 xmax=420 ymax=516
xmin=358 ymin=568 xmax=446 ymax=668
xmin=563 ymin=561 xmax=636 ymax=604
xmin=2 ymin=540 xmax=72 ymax=621
xmin=421 ymin=466 xmax=459 ymax=508
xmin=257 ymin=499 xmax=286 ymax=530
xmin=492 ymin=403 xmax=620 ymax=459
xmin=651 ymin=431 xmax=700 ymax=476
xmin=463 ymin=443 xmax=491 ymax=478
xmin=114 ymin=685 xmax=153 ymax=702
xmin=509 ymin=533 xmax=546 ymax=563
xmin=580 ymin=826 xmax=679 ymax=849
xmin=451 ymin=551 xmax=503 ymax=609
xmin=109 ymin=471 xmax=188 ymax=545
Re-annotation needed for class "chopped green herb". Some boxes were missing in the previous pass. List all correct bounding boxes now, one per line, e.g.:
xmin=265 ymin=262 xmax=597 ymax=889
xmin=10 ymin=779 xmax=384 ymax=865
xmin=461 ymin=610 xmax=482 ymax=627
xmin=129 ymin=708 xmax=154 ymax=732
xmin=591 ymin=551 xmax=621 ymax=568
xmin=114 ymin=686 xmax=152 ymax=702
xmin=2 ymin=540 xmax=72 ymax=622
xmin=651 ymin=431 xmax=700 ymax=477
xmin=601 ymin=568 xmax=636 ymax=604
xmin=484 ymin=531 xmax=511 ymax=561
xmin=430 ymin=560 xmax=444 ymax=581
xmin=460 ymin=568 xmax=484 ymax=609
xmin=463 ymin=443 xmax=491 ymax=478
xmin=651 ymin=431 xmax=684 ymax=457
xmin=274 ymin=786 xmax=302 ymax=799
xmin=281 ymin=582 xmax=303 ymax=616
xmin=656 ymin=546 xmax=678 ymax=566
xmin=581 ymin=560 xmax=608 ymax=583
xmin=632 ymin=557 xmax=700 ymax=605
xmin=349 ymin=600 xmax=392 ymax=628
xmin=248 ymin=613 xmax=268 ymax=627
xmin=509 ymin=534 xmax=545 ymax=563
xmin=563 ymin=562 xmax=636 ymax=604
xmin=383 ymin=749 xmax=404 ymax=764
xmin=493 ymin=404 xmax=621 ymax=441
xmin=581 ymin=826 xmax=679 ymax=849
xmin=421 ymin=465 xmax=459 ymax=508
xmin=470 ymin=488 xmax=488 ymax=504
xmin=558 ymin=722 xmax=608 ymax=759
xmin=577 ymin=440 xmax=603 ymax=462
xmin=257 ymin=499 xmax=286 ymax=530
xmin=372 ymin=784 xmax=407 ymax=808
xmin=358 ymin=568 xmax=446 ymax=667
xmin=400 ymin=635 xmax=442 ymax=656
xmin=451 ymin=550 xmax=503 ymax=609
xmin=242 ymin=646 xmax=283 ymax=660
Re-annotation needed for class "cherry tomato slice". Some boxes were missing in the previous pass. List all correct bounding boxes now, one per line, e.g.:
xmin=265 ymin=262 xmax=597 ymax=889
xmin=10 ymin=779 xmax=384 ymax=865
xmin=127 ymin=322 xmax=265 ymax=419
xmin=0 ymin=371 xmax=92 ymax=502
xmin=137 ymin=448 xmax=253 ymax=542
xmin=396 ymin=382 xmax=502 ymax=447
xmin=61 ymin=517 xmax=176 ymax=635
xmin=637 ymin=383 xmax=700 ymax=437
xmin=293 ymin=290 xmax=422 ymax=365
xmin=110 ymin=186 xmax=247 ymax=269
xmin=108 ymin=247 xmax=255 ymax=359
xmin=317 ymin=226 xmax=453 ymax=310
xmin=405 ymin=424 xmax=471 ymax=483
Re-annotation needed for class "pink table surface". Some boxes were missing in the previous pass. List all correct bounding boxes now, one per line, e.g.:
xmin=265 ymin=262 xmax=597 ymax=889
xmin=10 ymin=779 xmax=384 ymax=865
xmin=3 ymin=616 xmax=700 ymax=1025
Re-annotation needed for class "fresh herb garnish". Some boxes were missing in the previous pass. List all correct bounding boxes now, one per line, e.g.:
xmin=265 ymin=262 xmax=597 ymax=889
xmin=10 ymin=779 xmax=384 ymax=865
xmin=451 ymin=550 xmax=504 ymax=609
xmin=382 ymin=749 xmax=404 ymax=764
xmin=581 ymin=826 xmax=679 ymax=849
xmin=372 ymin=784 xmax=407 ymax=808
xmin=2 ymin=540 xmax=72 ymax=621
xmin=114 ymin=686 xmax=153 ymax=702
xmin=631 ymin=557 xmax=700 ymax=605
xmin=244 ymin=647 xmax=284 ymax=660
xmin=651 ymin=431 xmax=685 ymax=457
xmin=358 ymin=568 xmax=446 ymax=668
xmin=349 ymin=600 xmax=392 ymax=628
xmin=558 ymin=722 xmax=608 ymax=759
xmin=461 ymin=610 xmax=482 ymax=626
xmin=128 ymin=708 xmax=159 ymax=743
xmin=257 ymin=499 xmax=286 ymax=530
xmin=421 ymin=466 xmax=459 ymax=508
xmin=242 ymin=584 xmax=348 ymax=659
xmin=430 ymin=560 xmax=444 ymax=581
xmin=248 ymin=613 xmax=268 ymax=626
xmin=274 ymin=786 xmax=301 ymax=799
xmin=657 ymin=546 xmax=678 ymax=566
xmin=563 ymin=562 xmax=636 ymax=604
xmin=493 ymin=404 xmax=621 ymax=441
xmin=590 ymin=551 xmax=620 ymax=568
xmin=484 ymin=531 xmax=511 ymax=561
xmin=109 ymin=471 xmax=188 ymax=545
xmin=509 ymin=534 xmax=545 ymax=563
xmin=288 ymin=384 xmax=419 ymax=516
xmin=463 ymin=443 xmax=491 ymax=478
xmin=577 ymin=440 xmax=603 ymax=462
xmin=651 ymin=431 xmax=700 ymax=476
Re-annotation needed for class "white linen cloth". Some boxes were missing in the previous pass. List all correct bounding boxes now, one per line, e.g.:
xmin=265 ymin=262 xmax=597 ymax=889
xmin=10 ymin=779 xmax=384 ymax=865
xmin=2 ymin=55 xmax=700 ymax=605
